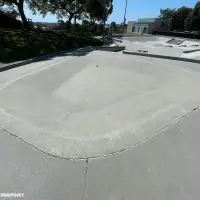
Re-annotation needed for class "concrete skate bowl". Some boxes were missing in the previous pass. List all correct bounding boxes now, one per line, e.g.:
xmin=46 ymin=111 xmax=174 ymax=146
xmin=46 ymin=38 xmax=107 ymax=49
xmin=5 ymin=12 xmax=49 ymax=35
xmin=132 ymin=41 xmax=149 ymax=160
xmin=1 ymin=53 xmax=200 ymax=159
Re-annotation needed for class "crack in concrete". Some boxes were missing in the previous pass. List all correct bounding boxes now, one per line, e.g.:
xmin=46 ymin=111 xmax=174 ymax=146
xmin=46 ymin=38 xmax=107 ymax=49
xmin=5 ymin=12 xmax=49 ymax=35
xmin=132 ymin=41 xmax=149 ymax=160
xmin=1 ymin=106 xmax=200 ymax=161
xmin=82 ymin=159 xmax=89 ymax=200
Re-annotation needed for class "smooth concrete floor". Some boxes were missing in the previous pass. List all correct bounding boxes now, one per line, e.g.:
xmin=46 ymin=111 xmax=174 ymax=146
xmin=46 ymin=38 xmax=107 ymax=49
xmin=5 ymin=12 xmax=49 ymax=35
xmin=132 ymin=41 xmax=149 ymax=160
xmin=1 ymin=50 xmax=200 ymax=199
xmin=120 ymin=35 xmax=200 ymax=59
xmin=1 ymin=99 xmax=200 ymax=200
xmin=1 ymin=52 xmax=200 ymax=159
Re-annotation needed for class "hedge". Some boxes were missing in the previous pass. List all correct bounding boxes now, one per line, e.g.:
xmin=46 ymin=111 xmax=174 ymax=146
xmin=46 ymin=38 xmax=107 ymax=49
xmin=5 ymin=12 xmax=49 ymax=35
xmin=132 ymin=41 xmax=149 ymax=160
xmin=0 ymin=29 xmax=103 ymax=63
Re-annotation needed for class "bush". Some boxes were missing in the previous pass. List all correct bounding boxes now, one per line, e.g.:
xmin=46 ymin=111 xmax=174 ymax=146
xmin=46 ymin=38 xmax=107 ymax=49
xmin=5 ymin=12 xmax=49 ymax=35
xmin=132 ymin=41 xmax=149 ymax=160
xmin=0 ymin=29 xmax=103 ymax=63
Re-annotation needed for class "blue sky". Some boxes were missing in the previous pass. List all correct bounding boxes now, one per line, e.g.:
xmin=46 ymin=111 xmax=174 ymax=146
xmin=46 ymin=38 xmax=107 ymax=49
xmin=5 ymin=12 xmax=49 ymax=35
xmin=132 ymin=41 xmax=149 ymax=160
xmin=25 ymin=0 xmax=198 ymax=23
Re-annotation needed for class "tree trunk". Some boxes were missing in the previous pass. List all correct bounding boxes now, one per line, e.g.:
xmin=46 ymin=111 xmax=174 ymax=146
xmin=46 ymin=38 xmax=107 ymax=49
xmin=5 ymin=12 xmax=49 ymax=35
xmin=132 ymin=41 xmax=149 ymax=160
xmin=74 ymin=16 xmax=77 ymax=32
xmin=67 ymin=14 xmax=74 ymax=31
xmin=17 ymin=0 xmax=29 ymax=29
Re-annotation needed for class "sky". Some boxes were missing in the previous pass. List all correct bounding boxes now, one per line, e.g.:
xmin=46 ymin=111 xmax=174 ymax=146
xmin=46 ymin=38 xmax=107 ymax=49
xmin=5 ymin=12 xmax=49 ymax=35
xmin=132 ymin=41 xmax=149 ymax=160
xmin=25 ymin=0 xmax=199 ymax=23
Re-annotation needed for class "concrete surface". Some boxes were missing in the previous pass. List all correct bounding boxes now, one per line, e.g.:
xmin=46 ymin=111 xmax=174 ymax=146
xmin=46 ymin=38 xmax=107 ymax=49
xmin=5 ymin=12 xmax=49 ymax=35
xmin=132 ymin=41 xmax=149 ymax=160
xmin=0 ymin=129 xmax=86 ymax=200
xmin=123 ymin=50 xmax=200 ymax=64
xmin=1 ymin=52 xmax=200 ymax=159
xmin=117 ymin=35 xmax=200 ymax=60
xmin=1 ymin=51 xmax=200 ymax=199
xmin=85 ymin=108 xmax=200 ymax=200
xmin=120 ymin=38 xmax=183 ymax=57
xmin=1 ymin=107 xmax=200 ymax=200
xmin=0 ymin=61 xmax=29 ymax=72
xmin=121 ymin=35 xmax=159 ymax=42
xmin=0 ymin=47 xmax=94 ymax=72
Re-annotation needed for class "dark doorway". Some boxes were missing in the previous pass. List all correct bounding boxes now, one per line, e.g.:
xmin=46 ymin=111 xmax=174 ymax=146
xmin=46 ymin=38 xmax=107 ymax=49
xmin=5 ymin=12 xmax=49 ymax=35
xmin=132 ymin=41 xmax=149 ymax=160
xmin=143 ymin=27 xmax=147 ymax=33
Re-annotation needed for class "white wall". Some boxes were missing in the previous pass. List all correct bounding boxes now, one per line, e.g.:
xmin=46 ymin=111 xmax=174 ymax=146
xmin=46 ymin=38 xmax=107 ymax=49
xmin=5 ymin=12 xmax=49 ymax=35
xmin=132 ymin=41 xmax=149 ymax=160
xmin=127 ymin=18 xmax=169 ymax=34
xmin=127 ymin=21 xmax=136 ymax=33
xmin=134 ymin=25 xmax=149 ymax=34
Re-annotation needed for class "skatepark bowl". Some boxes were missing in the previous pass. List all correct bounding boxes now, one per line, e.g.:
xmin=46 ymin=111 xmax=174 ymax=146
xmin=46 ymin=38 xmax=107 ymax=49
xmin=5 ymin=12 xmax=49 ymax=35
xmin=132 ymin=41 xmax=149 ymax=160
xmin=1 ymin=51 xmax=200 ymax=159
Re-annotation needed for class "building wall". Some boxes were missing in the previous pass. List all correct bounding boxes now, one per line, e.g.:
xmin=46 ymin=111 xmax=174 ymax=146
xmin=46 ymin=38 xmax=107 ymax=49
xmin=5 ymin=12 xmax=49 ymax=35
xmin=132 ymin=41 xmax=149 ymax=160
xmin=127 ymin=18 xmax=169 ymax=34
xmin=127 ymin=21 xmax=136 ymax=33
xmin=147 ymin=23 xmax=156 ymax=34
xmin=135 ymin=25 xmax=149 ymax=34
xmin=154 ymin=19 xmax=170 ymax=33
xmin=138 ymin=18 xmax=155 ymax=23
xmin=132 ymin=18 xmax=156 ymax=34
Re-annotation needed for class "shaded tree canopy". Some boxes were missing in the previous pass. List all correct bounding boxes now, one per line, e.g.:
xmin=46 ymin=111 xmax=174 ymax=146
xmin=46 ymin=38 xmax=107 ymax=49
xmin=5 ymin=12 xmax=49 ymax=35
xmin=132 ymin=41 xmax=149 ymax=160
xmin=29 ymin=0 xmax=113 ymax=29
xmin=0 ymin=0 xmax=29 ymax=28
xmin=0 ymin=3 xmax=19 ymax=17
xmin=110 ymin=21 xmax=116 ymax=30
xmin=0 ymin=4 xmax=22 ymax=28
xmin=191 ymin=2 xmax=200 ymax=30
xmin=29 ymin=0 xmax=87 ymax=26
xmin=86 ymin=0 xmax=113 ymax=22
xmin=168 ymin=6 xmax=192 ymax=30
xmin=184 ymin=11 xmax=192 ymax=31
xmin=159 ymin=8 xmax=176 ymax=19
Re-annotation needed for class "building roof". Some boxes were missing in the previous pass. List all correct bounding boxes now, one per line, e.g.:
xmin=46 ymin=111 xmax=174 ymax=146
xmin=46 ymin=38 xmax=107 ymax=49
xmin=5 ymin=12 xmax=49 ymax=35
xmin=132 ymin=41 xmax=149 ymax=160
xmin=135 ymin=22 xmax=154 ymax=25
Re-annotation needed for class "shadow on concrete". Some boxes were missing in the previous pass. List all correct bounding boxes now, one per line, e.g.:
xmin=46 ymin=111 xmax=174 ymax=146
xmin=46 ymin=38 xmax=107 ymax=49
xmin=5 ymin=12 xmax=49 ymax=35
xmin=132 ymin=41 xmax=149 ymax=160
xmin=0 ymin=47 xmax=95 ymax=72
xmin=41 ymin=46 xmax=95 ymax=60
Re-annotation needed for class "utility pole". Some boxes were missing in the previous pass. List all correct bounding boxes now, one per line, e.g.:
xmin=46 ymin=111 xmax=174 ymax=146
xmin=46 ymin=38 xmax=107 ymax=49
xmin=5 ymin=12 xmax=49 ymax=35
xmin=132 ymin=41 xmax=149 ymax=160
xmin=74 ymin=0 xmax=77 ymax=32
xmin=122 ymin=0 xmax=128 ymax=36
xmin=103 ymin=0 xmax=106 ymax=44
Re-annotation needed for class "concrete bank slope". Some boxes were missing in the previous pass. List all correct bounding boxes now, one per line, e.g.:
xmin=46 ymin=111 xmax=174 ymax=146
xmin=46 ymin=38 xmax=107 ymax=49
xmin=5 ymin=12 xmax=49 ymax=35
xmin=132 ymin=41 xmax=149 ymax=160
xmin=1 ymin=52 xmax=200 ymax=160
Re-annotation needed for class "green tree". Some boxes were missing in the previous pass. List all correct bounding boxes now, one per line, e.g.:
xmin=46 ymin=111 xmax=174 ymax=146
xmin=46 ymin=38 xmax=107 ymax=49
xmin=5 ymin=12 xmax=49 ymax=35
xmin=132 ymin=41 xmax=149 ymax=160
xmin=82 ymin=19 xmax=90 ymax=25
xmin=29 ymin=0 xmax=113 ymax=30
xmin=86 ymin=0 xmax=113 ymax=22
xmin=159 ymin=8 xmax=176 ymax=19
xmin=184 ymin=11 xmax=192 ymax=31
xmin=29 ymin=0 xmax=87 ymax=30
xmin=170 ymin=6 xmax=192 ymax=30
xmin=57 ymin=19 xmax=66 ymax=29
xmin=191 ymin=2 xmax=200 ymax=30
xmin=111 ymin=21 xmax=116 ymax=29
xmin=0 ymin=4 xmax=22 ymax=28
xmin=0 ymin=0 xmax=29 ymax=28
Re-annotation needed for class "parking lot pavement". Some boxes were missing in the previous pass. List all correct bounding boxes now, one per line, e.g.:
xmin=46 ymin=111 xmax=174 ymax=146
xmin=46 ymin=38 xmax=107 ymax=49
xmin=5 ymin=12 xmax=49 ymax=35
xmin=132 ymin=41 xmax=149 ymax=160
xmin=1 ymin=51 xmax=200 ymax=199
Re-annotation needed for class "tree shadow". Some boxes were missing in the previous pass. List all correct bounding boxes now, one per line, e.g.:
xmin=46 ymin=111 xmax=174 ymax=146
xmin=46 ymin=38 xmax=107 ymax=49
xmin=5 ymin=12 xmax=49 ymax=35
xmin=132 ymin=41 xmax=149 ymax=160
xmin=0 ymin=47 xmax=96 ymax=72
xmin=33 ymin=46 xmax=96 ymax=62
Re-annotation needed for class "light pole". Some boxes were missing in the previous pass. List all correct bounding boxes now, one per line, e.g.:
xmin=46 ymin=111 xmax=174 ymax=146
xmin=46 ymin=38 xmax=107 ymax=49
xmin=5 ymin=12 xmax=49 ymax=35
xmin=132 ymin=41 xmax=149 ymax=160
xmin=122 ymin=0 xmax=128 ymax=36
xmin=103 ymin=0 xmax=106 ymax=44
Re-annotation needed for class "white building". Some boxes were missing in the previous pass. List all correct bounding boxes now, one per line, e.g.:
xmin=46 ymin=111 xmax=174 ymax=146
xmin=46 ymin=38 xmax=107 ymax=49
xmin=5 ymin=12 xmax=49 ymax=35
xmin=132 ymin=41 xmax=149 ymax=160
xmin=127 ymin=18 xmax=170 ymax=34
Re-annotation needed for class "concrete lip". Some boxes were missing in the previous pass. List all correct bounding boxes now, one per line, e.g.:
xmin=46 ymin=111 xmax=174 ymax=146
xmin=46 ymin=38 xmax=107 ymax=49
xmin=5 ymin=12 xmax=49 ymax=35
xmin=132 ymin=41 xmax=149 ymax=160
xmin=1 ymin=53 xmax=200 ymax=159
